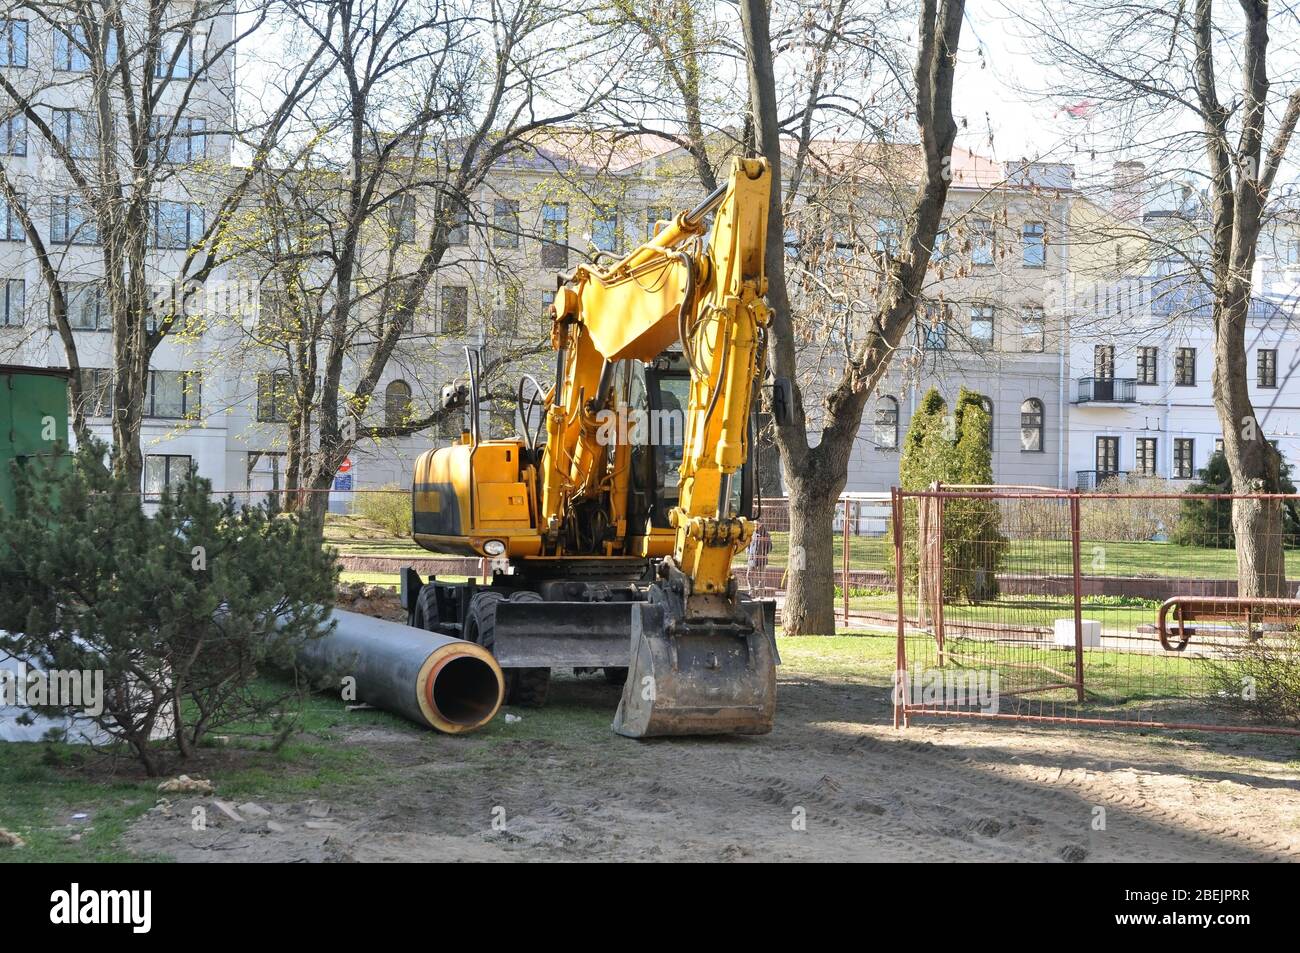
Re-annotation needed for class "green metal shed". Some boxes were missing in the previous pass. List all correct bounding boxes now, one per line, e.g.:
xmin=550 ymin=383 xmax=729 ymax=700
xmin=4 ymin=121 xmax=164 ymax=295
xmin=0 ymin=364 xmax=72 ymax=514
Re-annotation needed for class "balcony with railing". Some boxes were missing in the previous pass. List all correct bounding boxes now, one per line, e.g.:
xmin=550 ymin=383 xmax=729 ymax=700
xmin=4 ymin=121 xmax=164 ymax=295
xmin=1076 ymin=377 xmax=1137 ymax=403
xmin=1076 ymin=470 xmax=1129 ymax=491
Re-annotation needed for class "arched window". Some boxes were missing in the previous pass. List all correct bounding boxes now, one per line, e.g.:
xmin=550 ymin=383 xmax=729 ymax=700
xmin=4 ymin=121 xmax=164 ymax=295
xmin=980 ymin=396 xmax=994 ymax=448
xmin=874 ymin=395 xmax=899 ymax=450
xmin=1020 ymin=398 xmax=1044 ymax=452
xmin=385 ymin=380 xmax=412 ymax=428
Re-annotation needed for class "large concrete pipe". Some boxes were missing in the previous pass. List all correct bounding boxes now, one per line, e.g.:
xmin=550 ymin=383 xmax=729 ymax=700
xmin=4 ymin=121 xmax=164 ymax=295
xmin=298 ymin=609 xmax=504 ymax=734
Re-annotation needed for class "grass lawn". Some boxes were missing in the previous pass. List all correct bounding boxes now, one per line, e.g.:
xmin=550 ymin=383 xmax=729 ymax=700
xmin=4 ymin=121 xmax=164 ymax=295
xmin=0 ymin=688 xmax=407 ymax=863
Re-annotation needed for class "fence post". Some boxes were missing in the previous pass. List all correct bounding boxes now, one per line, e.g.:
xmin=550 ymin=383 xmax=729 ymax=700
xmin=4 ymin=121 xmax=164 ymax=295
xmin=842 ymin=497 xmax=850 ymax=627
xmin=892 ymin=487 xmax=908 ymax=728
xmin=1069 ymin=491 xmax=1085 ymax=703
xmin=935 ymin=491 xmax=946 ymax=667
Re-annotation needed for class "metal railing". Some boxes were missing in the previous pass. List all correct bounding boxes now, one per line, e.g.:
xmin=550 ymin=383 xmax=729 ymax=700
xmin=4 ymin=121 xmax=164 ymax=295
xmin=1075 ymin=469 xmax=1128 ymax=490
xmin=1077 ymin=377 xmax=1137 ymax=403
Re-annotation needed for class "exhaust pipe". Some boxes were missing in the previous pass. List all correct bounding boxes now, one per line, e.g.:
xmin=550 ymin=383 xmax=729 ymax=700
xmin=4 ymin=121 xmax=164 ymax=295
xmin=296 ymin=608 xmax=504 ymax=734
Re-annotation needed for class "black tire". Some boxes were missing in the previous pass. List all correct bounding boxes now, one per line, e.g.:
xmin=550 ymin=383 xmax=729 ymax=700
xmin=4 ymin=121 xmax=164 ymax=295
xmin=411 ymin=585 xmax=440 ymax=631
xmin=503 ymin=592 xmax=551 ymax=708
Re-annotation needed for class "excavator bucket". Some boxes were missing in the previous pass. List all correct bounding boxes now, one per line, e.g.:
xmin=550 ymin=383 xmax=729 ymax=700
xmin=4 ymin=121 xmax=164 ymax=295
xmin=612 ymin=600 xmax=778 ymax=738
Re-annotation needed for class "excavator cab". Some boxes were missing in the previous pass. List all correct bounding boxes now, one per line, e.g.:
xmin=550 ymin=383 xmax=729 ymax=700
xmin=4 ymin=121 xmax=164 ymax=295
xmin=612 ymin=355 xmax=775 ymax=738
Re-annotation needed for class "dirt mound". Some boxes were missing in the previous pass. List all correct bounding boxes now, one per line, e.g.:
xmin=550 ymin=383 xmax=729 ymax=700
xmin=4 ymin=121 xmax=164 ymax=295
xmin=334 ymin=583 xmax=406 ymax=623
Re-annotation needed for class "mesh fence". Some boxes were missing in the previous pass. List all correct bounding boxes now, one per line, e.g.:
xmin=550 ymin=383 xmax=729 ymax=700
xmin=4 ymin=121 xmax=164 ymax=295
xmin=892 ymin=487 xmax=1300 ymax=735
xmin=744 ymin=494 xmax=896 ymax=624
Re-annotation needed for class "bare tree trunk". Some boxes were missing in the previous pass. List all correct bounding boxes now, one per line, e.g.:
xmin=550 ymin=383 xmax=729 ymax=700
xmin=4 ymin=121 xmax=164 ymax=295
xmin=741 ymin=0 xmax=964 ymax=633
xmin=1214 ymin=287 xmax=1287 ymax=597
xmin=782 ymin=477 xmax=842 ymax=635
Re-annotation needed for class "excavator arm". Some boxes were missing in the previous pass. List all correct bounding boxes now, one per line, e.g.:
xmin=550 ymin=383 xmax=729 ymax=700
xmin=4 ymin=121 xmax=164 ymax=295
xmin=542 ymin=156 xmax=771 ymax=596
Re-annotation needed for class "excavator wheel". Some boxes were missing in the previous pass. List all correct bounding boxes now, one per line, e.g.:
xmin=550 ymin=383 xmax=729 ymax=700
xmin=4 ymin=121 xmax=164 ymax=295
xmin=411 ymin=585 xmax=440 ymax=632
xmin=467 ymin=591 xmax=551 ymax=708
xmin=503 ymin=592 xmax=551 ymax=707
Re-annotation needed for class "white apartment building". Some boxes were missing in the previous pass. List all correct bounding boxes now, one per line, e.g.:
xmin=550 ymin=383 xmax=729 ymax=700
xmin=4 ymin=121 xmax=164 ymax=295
xmin=1067 ymin=277 xmax=1300 ymax=489
xmin=0 ymin=8 xmax=237 ymax=496
xmin=1065 ymin=180 xmax=1300 ymax=490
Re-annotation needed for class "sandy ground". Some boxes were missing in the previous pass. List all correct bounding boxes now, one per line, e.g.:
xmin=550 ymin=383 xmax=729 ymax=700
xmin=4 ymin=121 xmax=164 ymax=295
xmin=123 ymin=671 xmax=1300 ymax=862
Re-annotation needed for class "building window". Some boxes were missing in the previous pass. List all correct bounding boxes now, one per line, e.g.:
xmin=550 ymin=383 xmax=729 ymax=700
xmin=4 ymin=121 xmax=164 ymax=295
xmin=1135 ymin=437 xmax=1158 ymax=476
xmin=1096 ymin=436 xmax=1120 ymax=479
xmin=1020 ymin=398 xmax=1044 ymax=452
xmin=874 ymin=395 xmax=899 ymax=450
xmin=1 ymin=196 xmax=23 ymax=241
xmin=61 ymin=282 xmax=108 ymax=330
xmin=970 ymin=306 xmax=994 ymax=349
xmin=385 ymin=380 xmax=412 ymax=428
xmin=875 ymin=218 xmax=900 ymax=256
xmin=144 ymin=454 xmax=192 ymax=500
xmin=490 ymin=283 xmax=519 ymax=336
xmin=924 ymin=319 xmax=948 ymax=350
xmin=929 ymin=222 xmax=950 ymax=262
xmin=0 ymin=112 xmax=25 ymax=156
xmin=0 ymin=19 xmax=27 ymax=68
xmin=1020 ymin=307 xmax=1045 ymax=352
xmin=1094 ymin=344 xmax=1115 ymax=379
xmin=980 ymin=396 xmax=994 ymax=448
xmin=152 ymin=116 xmax=206 ymax=163
xmin=1022 ymin=221 xmax=1046 ymax=267
xmin=446 ymin=201 xmax=469 ymax=245
xmin=391 ymin=194 xmax=416 ymax=244
xmin=971 ymin=219 xmax=995 ymax=266
xmin=1 ymin=278 xmax=23 ymax=325
xmin=541 ymin=202 xmax=568 ymax=268
xmin=1175 ymin=347 xmax=1197 ymax=386
xmin=246 ymin=451 xmax=286 ymax=495
xmin=1173 ymin=438 xmax=1195 ymax=479
xmin=492 ymin=199 xmax=519 ymax=249
xmin=75 ymin=367 xmax=113 ymax=417
xmin=1258 ymin=348 xmax=1278 ymax=388
xmin=156 ymin=33 xmax=194 ymax=79
xmin=256 ymin=371 xmax=292 ymax=423
xmin=149 ymin=200 xmax=204 ymax=249
xmin=1137 ymin=346 xmax=1158 ymax=385
xmin=592 ymin=210 xmax=619 ymax=254
xmin=646 ymin=206 xmax=671 ymax=241
xmin=541 ymin=290 xmax=555 ymax=322
xmin=52 ymin=109 xmax=95 ymax=159
xmin=51 ymin=196 xmax=97 ymax=244
xmin=54 ymin=25 xmax=89 ymax=72
xmin=440 ymin=285 xmax=468 ymax=333
xmin=147 ymin=370 xmax=201 ymax=418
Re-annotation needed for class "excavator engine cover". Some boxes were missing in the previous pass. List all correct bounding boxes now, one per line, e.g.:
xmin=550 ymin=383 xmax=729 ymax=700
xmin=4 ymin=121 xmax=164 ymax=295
xmin=612 ymin=597 xmax=778 ymax=738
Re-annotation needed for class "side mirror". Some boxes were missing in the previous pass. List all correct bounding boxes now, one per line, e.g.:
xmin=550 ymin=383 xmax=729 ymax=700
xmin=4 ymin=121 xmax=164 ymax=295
xmin=441 ymin=383 xmax=469 ymax=411
xmin=767 ymin=377 xmax=793 ymax=428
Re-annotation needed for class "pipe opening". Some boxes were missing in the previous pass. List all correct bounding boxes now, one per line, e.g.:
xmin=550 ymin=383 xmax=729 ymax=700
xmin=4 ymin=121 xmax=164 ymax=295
xmin=431 ymin=655 xmax=501 ymax=726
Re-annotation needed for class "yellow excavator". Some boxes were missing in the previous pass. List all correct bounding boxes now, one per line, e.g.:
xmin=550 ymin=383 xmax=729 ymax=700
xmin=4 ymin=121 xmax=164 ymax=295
xmin=400 ymin=157 xmax=782 ymax=737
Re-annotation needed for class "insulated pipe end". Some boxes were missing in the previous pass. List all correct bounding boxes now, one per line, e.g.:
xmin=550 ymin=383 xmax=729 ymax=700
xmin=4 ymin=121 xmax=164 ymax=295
xmin=416 ymin=642 xmax=505 ymax=734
